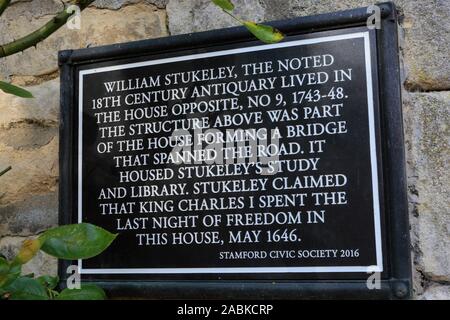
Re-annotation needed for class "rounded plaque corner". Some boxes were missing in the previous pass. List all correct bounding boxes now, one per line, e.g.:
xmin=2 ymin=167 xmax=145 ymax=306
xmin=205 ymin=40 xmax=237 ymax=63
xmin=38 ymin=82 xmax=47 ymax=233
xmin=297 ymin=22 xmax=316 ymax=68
xmin=392 ymin=280 xmax=411 ymax=299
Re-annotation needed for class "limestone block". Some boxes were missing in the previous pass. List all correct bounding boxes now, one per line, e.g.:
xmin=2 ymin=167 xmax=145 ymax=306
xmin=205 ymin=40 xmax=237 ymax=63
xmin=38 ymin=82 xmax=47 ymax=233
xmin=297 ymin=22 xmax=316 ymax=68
xmin=420 ymin=284 xmax=450 ymax=300
xmin=0 ymin=193 xmax=58 ymax=236
xmin=404 ymin=92 xmax=450 ymax=281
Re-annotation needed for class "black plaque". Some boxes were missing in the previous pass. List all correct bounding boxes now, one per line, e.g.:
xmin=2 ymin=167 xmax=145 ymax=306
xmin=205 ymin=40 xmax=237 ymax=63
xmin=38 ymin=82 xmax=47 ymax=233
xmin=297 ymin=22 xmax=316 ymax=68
xmin=59 ymin=3 xmax=411 ymax=299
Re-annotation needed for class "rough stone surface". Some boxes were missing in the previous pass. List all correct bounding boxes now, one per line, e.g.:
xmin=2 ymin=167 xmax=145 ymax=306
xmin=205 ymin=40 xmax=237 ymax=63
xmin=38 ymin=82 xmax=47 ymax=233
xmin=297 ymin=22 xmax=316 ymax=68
xmin=167 ymin=0 xmax=265 ymax=35
xmin=0 ymin=136 xmax=58 ymax=205
xmin=0 ymin=123 xmax=57 ymax=150
xmin=7 ymin=0 xmax=62 ymax=19
xmin=92 ymin=0 xmax=168 ymax=9
xmin=404 ymin=92 xmax=450 ymax=282
xmin=167 ymin=0 xmax=450 ymax=90
xmin=419 ymin=284 xmax=450 ymax=300
xmin=0 ymin=2 xmax=168 ymax=78
xmin=0 ymin=79 xmax=59 ymax=126
xmin=398 ymin=1 xmax=450 ymax=91
xmin=0 ymin=236 xmax=57 ymax=277
xmin=0 ymin=193 xmax=58 ymax=236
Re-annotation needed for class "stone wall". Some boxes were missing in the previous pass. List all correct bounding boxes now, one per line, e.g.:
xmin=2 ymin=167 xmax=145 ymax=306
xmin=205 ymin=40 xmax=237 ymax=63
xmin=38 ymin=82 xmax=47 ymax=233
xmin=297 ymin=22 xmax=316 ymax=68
xmin=0 ymin=0 xmax=448 ymax=299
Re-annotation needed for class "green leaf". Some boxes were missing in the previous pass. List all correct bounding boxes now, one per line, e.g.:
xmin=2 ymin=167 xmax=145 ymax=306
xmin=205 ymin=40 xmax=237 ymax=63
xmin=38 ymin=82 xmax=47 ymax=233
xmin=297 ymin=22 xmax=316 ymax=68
xmin=0 ymin=257 xmax=8 ymax=275
xmin=56 ymin=284 xmax=106 ymax=300
xmin=5 ymin=277 xmax=49 ymax=300
xmin=211 ymin=0 xmax=234 ymax=11
xmin=0 ymin=260 xmax=21 ymax=289
xmin=37 ymin=275 xmax=59 ymax=290
xmin=243 ymin=21 xmax=285 ymax=44
xmin=39 ymin=223 xmax=117 ymax=260
xmin=0 ymin=80 xmax=33 ymax=98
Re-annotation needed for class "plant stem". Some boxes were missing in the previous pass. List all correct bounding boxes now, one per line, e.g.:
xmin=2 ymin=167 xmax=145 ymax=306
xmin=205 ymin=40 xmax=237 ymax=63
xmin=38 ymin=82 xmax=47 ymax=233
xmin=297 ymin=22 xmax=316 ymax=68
xmin=0 ymin=0 xmax=11 ymax=16
xmin=0 ymin=166 xmax=11 ymax=177
xmin=222 ymin=9 xmax=243 ymax=24
xmin=0 ymin=0 xmax=95 ymax=58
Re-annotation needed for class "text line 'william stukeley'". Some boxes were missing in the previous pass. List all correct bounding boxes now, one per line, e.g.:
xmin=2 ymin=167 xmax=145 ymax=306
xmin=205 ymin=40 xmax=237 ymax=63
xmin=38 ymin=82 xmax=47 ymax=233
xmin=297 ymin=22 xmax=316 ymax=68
xmin=103 ymin=66 xmax=237 ymax=93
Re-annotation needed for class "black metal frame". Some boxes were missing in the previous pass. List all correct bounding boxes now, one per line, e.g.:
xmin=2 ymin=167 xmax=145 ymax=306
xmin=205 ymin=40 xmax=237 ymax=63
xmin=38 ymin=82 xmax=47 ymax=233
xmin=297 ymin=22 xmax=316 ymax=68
xmin=59 ymin=2 xmax=411 ymax=299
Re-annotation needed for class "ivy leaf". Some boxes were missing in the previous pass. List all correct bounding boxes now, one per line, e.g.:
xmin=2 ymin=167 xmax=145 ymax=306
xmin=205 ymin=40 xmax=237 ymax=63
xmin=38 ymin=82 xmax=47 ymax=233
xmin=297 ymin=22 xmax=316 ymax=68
xmin=0 ymin=80 xmax=33 ymax=98
xmin=243 ymin=21 xmax=285 ymax=44
xmin=4 ymin=277 xmax=49 ymax=300
xmin=56 ymin=284 xmax=106 ymax=300
xmin=39 ymin=223 xmax=117 ymax=260
xmin=37 ymin=275 xmax=59 ymax=290
xmin=211 ymin=0 xmax=234 ymax=11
